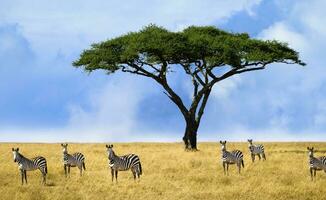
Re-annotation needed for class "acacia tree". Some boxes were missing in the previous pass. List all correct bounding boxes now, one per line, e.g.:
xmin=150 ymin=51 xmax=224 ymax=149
xmin=73 ymin=25 xmax=305 ymax=150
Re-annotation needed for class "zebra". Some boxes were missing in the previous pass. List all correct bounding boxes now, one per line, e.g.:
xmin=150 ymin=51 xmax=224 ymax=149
xmin=61 ymin=143 xmax=86 ymax=177
xmin=219 ymin=141 xmax=244 ymax=175
xmin=307 ymin=147 xmax=326 ymax=181
xmin=247 ymin=139 xmax=266 ymax=162
xmin=106 ymin=144 xmax=142 ymax=182
xmin=12 ymin=148 xmax=47 ymax=185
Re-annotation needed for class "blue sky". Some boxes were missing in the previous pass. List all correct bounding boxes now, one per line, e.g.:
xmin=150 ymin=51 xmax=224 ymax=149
xmin=0 ymin=0 xmax=326 ymax=142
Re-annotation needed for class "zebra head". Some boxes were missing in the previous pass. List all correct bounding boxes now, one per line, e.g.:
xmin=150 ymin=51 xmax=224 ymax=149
xmin=106 ymin=144 xmax=114 ymax=160
xmin=247 ymin=139 xmax=253 ymax=145
xmin=307 ymin=147 xmax=314 ymax=157
xmin=12 ymin=148 xmax=19 ymax=162
xmin=61 ymin=143 xmax=68 ymax=153
xmin=219 ymin=140 xmax=227 ymax=151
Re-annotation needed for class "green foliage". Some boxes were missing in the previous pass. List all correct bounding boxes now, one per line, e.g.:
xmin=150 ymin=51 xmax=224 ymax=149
xmin=73 ymin=24 xmax=305 ymax=73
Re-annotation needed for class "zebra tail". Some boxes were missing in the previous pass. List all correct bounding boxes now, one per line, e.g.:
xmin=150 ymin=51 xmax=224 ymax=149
xmin=139 ymin=162 xmax=142 ymax=175
xmin=45 ymin=166 xmax=48 ymax=174
xmin=83 ymin=162 xmax=86 ymax=170
xmin=241 ymin=160 xmax=245 ymax=168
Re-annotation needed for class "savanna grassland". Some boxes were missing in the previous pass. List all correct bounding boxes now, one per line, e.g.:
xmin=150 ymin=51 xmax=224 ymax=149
xmin=1 ymin=142 xmax=326 ymax=200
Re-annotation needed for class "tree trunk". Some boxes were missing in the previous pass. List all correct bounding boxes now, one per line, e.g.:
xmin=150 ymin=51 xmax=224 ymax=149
xmin=183 ymin=118 xmax=198 ymax=151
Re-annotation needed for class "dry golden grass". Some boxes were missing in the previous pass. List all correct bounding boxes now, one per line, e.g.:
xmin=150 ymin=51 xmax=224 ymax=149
xmin=1 ymin=142 xmax=326 ymax=200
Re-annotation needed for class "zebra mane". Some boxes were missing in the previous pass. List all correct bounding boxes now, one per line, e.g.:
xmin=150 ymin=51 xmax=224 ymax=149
xmin=110 ymin=149 xmax=117 ymax=157
xmin=16 ymin=152 xmax=27 ymax=160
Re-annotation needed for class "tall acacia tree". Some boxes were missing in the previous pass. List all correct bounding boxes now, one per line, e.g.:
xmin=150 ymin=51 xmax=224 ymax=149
xmin=73 ymin=25 xmax=305 ymax=150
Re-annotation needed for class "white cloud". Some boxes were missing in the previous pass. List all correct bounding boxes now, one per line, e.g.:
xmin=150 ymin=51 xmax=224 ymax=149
xmin=0 ymin=1 xmax=264 ymax=142
xmin=211 ymin=75 xmax=242 ymax=99
xmin=243 ymin=0 xmax=326 ymax=134
xmin=66 ymin=76 xmax=151 ymax=138
xmin=3 ymin=0 xmax=326 ymax=142
xmin=258 ymin=22 xmax=308 ymax=53
xmin=0 ymin=0 xmax=261 ymax=56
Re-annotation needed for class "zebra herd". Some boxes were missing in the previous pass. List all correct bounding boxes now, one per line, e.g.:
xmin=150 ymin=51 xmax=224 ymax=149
xmin=10 ymin=140 xmax=326 ymax=185
xmin=11 ymin=144 xmax=142 ymax=185
xmin=219 ymin=139 xmax=265 ymax=175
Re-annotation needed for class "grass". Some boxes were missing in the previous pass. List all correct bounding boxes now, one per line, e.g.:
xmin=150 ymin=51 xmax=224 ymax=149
xmin=1 ymin=142 xmax=326 ymax=200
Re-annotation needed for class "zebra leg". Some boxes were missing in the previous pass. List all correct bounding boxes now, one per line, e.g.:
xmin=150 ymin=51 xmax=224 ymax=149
xmin=310 ymin=168 xmax=313 ymax=181
xmin=237 ymin=163 xmax=241 ymax=174
xmin=226 ymin=163 xmax=229 ymax=175
xmin=257 ymin=154 xmax=261 ymax=160
xmin=262 ymin=153 xmax=266 ymax=160
xmin=115 ymin=170 xmax=118 ymax=183
xmin=42 ymin=171 xmax=46 ymax=185
xmin=68 ymin=166 xmax=71 ymax=177
xmin=111 ymin=168 xmax=114 ymax=182
xmin=137 ymin=166 xmax=141 ymax=179
xmin=222 ymin=162 xmax=226 ymax=175
xmin=64 ymin=164 xmax=67 ymax=177
xmin=132 ymin=168 xmax=136 ymax=180
xmin=24 ymin=170 xmax=27 ymax=184
xmin=40 ymin=168 xmax=46 ymax=185
xmin=20 ymin=169 xmax=24 ymax=185
xmin=251 ymin=154 xmax=255 ymax=163
xmin=79 ymin=165 xmax=82 ymax=177
xmin=314 ymin=169 xmax=317 ymax=178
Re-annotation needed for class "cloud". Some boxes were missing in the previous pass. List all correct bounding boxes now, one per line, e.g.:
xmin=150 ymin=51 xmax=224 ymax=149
xmin=0 ymin=0 xmax=261 ymax=56
xmin=211 ymin=75 xmax=242 ymax=99
xmin=2 ymin=0 xmax=326 ymax=142
xmin=220 ymin=0 xmax=326 ymax=134
xmin=66 ymin=75 xmax=149 ymax=136
xmin=259 ymin=22 xmax=308 ymax=52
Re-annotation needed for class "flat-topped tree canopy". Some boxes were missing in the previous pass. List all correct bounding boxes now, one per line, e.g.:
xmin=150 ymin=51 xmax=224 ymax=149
xmin=73 ymin=24 xmax=305 ymax=151
xmin=73 ymin=24 xmax=305 ymax=74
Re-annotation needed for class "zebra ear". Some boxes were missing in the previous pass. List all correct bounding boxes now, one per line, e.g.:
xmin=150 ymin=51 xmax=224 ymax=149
xmin=17 ymin=148 xmax=19 ymax=152
xmin=224 ymin=140 xmax=227 ymax=144
xmin=110 ymin=144 xmax=113 ymax=148
xmin=61 ymin=143 xmax=64 ymax=147
xmin=307 ymin=147 xmax=310 ymax=150
xmin=12 ymin=148 xmax=14 ymax=151
xmin=219 ymin=140 xmax=222 ymax=144
xmin=106 ymin=144 xmax=109 ymax=148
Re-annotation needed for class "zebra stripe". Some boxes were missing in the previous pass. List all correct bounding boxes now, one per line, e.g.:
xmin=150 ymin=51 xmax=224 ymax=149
xmin=307 ymin=147 xmax=326 ymax=181
xmin=12 ymin=148 xmax=47 ymax=185
xmin=106 ymin=144 xmax=142 ymax=182
xmin=219 ymin=141 xmax=244 ymax=175
xmin=247 ymin=139 xmax=266 ymax=162
xmin=61 ymin=143 xmax=86 ymax=177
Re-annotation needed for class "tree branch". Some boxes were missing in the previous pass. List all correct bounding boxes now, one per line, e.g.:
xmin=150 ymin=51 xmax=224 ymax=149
xmin=196 ymin=88 xmax=212 ymax=125
xmin=181 ymin=63 xmax=205 ymax=86
xmin=235 ymin=66 xmax=265 ymax=74
xmin=125 ymin=63 xmax=161 ymax=81
xmin=121 ymin=65 xmax=151 ymax=77
xmin=136 ymin=59 xmax=161 ymax=74
xmin=192 ymin=77 xmax=199 ymax=100
xmin=161 ymin=81 xmax=189 ymax=118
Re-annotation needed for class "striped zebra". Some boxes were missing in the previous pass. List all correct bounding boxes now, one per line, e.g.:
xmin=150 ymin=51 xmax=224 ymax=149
xmin=12 ymin=148 xmax=47 ymax=185
xmin=247 ymin=139 xmax=266 ymax=162
xmin=106 ymin=144 xmax=142 ymax=182
xmin=61 ymin=143 xmax=86 ymax=177
xmin=219 ymin=141 xmax=244 ymax=175
xmin=307 ymin=147 xmax=326 ymax=181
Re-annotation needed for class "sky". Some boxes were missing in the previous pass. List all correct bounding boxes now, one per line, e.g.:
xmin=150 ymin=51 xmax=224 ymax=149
xmin=0 ymin=0 xmax=326 ymax=142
